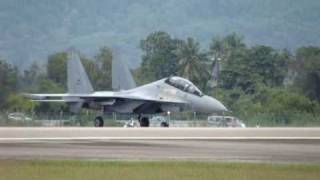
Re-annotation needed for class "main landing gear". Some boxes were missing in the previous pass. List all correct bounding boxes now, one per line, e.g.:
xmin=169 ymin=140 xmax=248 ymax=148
xmin=94 ymin=116 xmax=104 ymax=127
xmin=138 ymin=116 xmax=150 ymax=127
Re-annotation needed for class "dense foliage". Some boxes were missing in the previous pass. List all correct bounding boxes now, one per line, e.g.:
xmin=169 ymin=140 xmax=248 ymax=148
xmin=135 ymin=32 xmax=320 ymax=125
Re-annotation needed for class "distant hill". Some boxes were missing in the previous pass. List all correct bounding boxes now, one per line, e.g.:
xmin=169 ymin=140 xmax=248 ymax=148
xmin=0 ymin=0 xmax=320 ymax=68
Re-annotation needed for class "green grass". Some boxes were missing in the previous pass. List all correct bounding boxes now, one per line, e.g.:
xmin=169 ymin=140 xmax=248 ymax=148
xmin=0 ymin=160 xmax=319 ymax=180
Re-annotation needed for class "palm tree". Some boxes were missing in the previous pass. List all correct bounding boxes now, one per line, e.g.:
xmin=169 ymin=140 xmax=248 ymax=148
xmin=208 ymin=33 xmax=246 ymax=87
xmin=209 ymin=33 xmax=245 ymax=62
xmin=224 ymin=33 xmax=246 ymax=51
xmin=209 ymin=36 xmax=226 ymax=61
xmin=175 ymin=38 xmax=210 ymax=88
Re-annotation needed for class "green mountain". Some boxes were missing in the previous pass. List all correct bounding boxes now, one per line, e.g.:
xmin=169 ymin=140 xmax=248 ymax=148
xmin=0 ymin=0 xmax=320 ymax=68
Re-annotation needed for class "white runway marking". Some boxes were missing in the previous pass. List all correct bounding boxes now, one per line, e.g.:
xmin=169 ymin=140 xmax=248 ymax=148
xmin=0 ymin=136 xmax=320 ymax=141
xmin=1 ymin=127 xmax=320 ymax=140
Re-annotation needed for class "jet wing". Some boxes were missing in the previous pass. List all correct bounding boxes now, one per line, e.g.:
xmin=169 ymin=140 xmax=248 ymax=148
xmin=25 ymin=94 xmax=69 ymax=102
xmin=31 ymin=99 xmax=67 ymax=102
xmin=78 ymin=93 xmax=188 ymax=104
xmin=26 ymin=93 xmax=187 ymax=104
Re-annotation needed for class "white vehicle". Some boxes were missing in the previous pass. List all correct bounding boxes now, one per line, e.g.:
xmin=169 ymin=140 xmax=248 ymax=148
xmin=123 ymin=118 xmax=139 ymax=128
xmin=150 ymin=116 xmax=169 ymax=127
xmin=8 ymin=112 xmax=32 ymax=121
xmin=207 ymin=116 xmax=246 ymax=128
xmin=124 ymin=116 xmax=169 ymax=128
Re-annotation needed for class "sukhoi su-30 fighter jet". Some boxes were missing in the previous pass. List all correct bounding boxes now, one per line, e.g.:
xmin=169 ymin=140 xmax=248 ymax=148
xmin=28 ymin=50 xmax=228 ymax=127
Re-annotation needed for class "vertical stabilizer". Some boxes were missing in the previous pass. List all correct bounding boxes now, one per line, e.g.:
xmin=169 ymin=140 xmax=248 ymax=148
xmin=112 ymin=54 xmax=136 ymax=90
xmin=67 ymin=49 xmax=94 ymax=94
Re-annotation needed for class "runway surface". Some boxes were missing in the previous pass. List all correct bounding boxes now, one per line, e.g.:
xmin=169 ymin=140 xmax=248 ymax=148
xmin=0 ymin=128 xmax=319 ymax=164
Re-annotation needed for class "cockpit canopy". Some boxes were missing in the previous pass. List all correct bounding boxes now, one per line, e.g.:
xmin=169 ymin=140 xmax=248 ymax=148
xmin=165 ymin=76 xmax=203 ymax=97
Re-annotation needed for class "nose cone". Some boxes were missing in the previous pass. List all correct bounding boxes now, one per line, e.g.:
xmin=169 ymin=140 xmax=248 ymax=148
xmin=196 ymin=95 xmax=228 ymax=113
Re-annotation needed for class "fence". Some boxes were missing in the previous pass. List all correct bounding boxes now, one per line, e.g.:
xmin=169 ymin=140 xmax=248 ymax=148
xmin=1 ymin=111 xmax=320 ymax=127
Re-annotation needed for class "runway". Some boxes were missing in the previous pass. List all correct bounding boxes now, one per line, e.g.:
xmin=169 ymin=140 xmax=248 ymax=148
xmin=0 ymin=128 xmax=319 ymax=164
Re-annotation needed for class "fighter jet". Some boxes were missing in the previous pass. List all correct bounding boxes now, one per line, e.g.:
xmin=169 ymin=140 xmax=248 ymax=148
xmin=28 ymin=51 xmax=228 ymax=127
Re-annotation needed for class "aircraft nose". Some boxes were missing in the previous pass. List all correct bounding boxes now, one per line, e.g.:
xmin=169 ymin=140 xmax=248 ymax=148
xmin=202 ymin=95 xmax=228 ymax=113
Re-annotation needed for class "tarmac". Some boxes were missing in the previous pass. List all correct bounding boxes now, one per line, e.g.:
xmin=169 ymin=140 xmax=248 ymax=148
xmin=0 ymin=127 xmax=319 ymax=164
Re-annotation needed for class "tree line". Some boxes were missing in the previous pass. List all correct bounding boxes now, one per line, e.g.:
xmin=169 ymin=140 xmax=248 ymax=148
xmin=0 ymin=31 xmax=320 ymax=125
xmin=135 ymin=32 xmax=320 ymax=125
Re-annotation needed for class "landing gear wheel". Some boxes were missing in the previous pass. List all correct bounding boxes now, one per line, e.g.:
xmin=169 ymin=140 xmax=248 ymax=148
xmin=94 ymin=116 xmax=104 ymax=127
xmin=139 ymin=117 xmax=150 ymax=127
xmin=160 ymin=122 xmax=169 ymax=127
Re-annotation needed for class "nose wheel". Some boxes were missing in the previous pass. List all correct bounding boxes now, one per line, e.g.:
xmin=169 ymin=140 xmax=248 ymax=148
xmin=94 ymin=116 xmax=104 ymax=127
